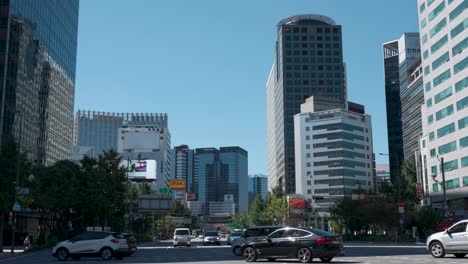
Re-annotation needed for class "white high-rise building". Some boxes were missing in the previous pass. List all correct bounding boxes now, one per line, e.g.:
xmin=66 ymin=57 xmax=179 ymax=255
xmin=294 ymin=96 xmax=374 ymax=222
xmin=417 ymin=0 xmax=468 ymax=217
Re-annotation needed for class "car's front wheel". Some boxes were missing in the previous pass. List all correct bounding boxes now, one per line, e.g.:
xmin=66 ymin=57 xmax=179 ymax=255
xmin=454 ymin=253 xmax=466 ymax=258
xmin=297 ymin=247 xmax=312 ymax=263
xmin=56 ymin=248 xmax=69 ymax=261
xmin=430 ymin=241 xmax=445 ymax=258
xmin=233 ymin=246 xmax=241 ymax=256
xmin=320 ymin=257 xmax=333 ymax=263
xmin=242 ymin=246 xmax=257 ymax=262
xmin=100 ymin=247 xmax=113 ymax=260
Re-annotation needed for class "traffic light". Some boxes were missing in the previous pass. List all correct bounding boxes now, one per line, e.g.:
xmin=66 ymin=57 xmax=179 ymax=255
xmin=8 ymin=211 xmax=14 ymax=225
xmin=312 ymin=196 xmax=324 ymax=201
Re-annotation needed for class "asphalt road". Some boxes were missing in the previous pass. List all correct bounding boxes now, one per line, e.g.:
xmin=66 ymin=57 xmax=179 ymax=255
xmin=1 ymin=241 xmax=467 ymax=264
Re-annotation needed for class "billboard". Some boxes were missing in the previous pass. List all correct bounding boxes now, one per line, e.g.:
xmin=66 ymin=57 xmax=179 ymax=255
xmin=122 ymin=131 xmax=160 ymax=151
xmin=186 ymin=192 xmax=197 ymax=201
xmin=398 ymin=33 xmax=420 ymax=64
xmin=121 ymin=160 xmax=157 ymax=180
xmin=169 ymin=179 xmax=186 ymax=191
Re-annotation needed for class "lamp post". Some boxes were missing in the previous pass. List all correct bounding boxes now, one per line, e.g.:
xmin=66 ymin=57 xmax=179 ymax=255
xmin=434 ymin=156 xmax=448 ymax=218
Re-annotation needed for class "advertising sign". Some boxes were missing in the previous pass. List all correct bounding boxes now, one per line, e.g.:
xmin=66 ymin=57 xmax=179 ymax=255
xmin=186 ymin=192 xmax=197 ymax=201
xmin=169 ymin=179 xmax=186 ymax=191
xmin=121 ymin=160 xmax=157 ymax=180
xmin=123 ymin=131 xmax=160 ymax=151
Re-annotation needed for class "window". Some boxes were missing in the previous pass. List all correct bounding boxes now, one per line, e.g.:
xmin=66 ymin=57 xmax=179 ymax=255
xmin=306 ymin=153 xmax=310 ymax=158
xmin=452 ymin=37 xmax=468 ymax=56
xmin=437 ymin=123 xmax=455 ymax=138
xmin=305 ymin=135 xmax=310 ymax=140
xmin=430 ymin=18 xmax=447 ymax=38
xmin=305 ymin=126 xmax=310 ymax=131
xmin=464 ymin=176 xmax=468 ymax=187
xmin=427 ymin=0 xmax=435 ymax=6
xmin=433 ymin=69 xmax=451 ymax=88
xmin=426 ymin=82 xmax=432 ymax=91
xmin=433 ymin=183 xmax=439 ymax=192
xmin=431 ymin=35 xmax=448 ymax=54
xmin=431 ymin=165 xmax=437 ymax=177
xmin=423 ymin=140 xmax=426 ymax=148
xmin=462 ymin=156 xmax=468 ymax=168
xmin=436 ymin=104 xmax=454 ymax=120
xmin=456 ymin=77 xmax=468 ymax=92
xmin=454 ymin=57 xmax=468 ymax=74
xmin=451 ymin=19 xmax=467 ymax=38
xmin=461 ymin=136 xmax=468 ymax=148
xmin=420 ymin=2 xmax=426 ymax=13
xmin=428 ymin=115 xmax=434 ymax=124
xmin=424 ymin=50 xmax=429 ymax=60
xmin=427 ymin=98 xmax=433 ymax=108
xmin=269 ymin=230 xmax=285 ymax=239
xmin=432 ymin=52 xmax=450 ymax=71
xmin=306 ymin=144 xmax=310 ymax=149
xmin=445 ymin=178 xmax=460 ymax=190
xmin=443 ymin=159 xmax=458 ymax=172
xmin=457 ymin=96 xmax=468 ymax=111
xmin=428 ymin=1 xmax=445 ymax=21
xmin=424 ymin=66 xmax=430 ymax=75
xmin=460 ymin=116 xmax=468 ymax=129
xmin=429 ymin=131 xmax=435 ymax=141
xmin=449 ymin=0 xmax=467 ymax=21
xmin=421 ymin=18 xmax=427 ymax=29
xmin=430 ymin=148 xmax=436 ymax=157
xmin=284 ymin=229 xmax=310 ymax=238
xmin=435 ymin=86 xmax=452 ymax=104
xmin=438 ymin=140 xmax=457 ymax=154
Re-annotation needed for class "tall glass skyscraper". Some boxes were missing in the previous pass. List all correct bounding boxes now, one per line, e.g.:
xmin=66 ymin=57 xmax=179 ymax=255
xmin=0 ymin=0 xmax=79 ymax=165
xmin=267 ymin=15 xmax=346 ymax=194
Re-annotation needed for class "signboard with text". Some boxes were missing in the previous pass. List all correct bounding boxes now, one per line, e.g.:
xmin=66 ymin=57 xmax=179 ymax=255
xmin=169 ymin=179 xmax=186 ymax=191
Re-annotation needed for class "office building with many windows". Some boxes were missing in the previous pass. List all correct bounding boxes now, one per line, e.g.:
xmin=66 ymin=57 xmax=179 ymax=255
xmin=417 ymin=0 xmax=468 ymax=218
xmin=294 ymin=96 xmax=374 ymax=221
xmin=267 ymin=14 xmax=347 ymax=194
xmin=0 ymin=0 xmax=79 ymax=165
xmin=248 ymin=174 xmax=268 ymax=207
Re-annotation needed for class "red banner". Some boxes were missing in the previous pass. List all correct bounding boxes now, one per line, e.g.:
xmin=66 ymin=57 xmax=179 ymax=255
xmin=289 ymin=199 xmax=306 ymax=209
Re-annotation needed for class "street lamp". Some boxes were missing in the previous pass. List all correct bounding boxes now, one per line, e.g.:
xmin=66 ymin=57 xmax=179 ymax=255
xmin=433 ymin=156 xmax=448 ymax=218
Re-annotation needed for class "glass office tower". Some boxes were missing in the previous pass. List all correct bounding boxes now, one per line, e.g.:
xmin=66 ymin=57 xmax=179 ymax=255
xmin=267 ymin=15 xmax=346 ymax=194
xmin=0 ymin=0 xmax=79 ymax=165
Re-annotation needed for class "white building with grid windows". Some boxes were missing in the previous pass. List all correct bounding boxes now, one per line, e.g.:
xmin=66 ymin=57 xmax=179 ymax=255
xmin=417 ymin=0 xmax=468 ymax=218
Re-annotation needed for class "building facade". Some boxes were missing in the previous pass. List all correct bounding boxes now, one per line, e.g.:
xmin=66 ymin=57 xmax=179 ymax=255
xmin=383 ymin=33 xmax=421 ymax=187
xmin=0 ymin=0 xmax=79 ymax=165
xmin=417 ymin=0 xmax=468 ymax=218
xmin=248 ymin=174 xmax=268 ymax=207
xmin=294 ymin=98 xmax=374 ymax=221
xmin=267 ymin=14 xmax=346 ymax=194
xmin=195 ymin=146 xmax=248 ymax=215
xmin=170 ymin=145 xmax=197 ymax=193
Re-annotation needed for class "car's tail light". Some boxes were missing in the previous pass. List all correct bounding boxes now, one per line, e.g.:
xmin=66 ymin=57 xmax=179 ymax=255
xmin=110 ymin=239 xmax=119 ymax=244
xmin=316 ymin=237 xmax=332 ymax=244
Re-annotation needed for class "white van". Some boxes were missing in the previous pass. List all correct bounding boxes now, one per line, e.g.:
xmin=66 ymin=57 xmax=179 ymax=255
xmin=173 ymin=228 xmax=191 ymax=247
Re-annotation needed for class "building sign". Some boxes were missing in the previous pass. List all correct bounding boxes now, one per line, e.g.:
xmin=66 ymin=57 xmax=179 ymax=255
xmin=224 ymin=194 xmax=234 ymax=202
xmin=121 ymin=160 xmax=157 ymax=180
xmin=169 ymin=179 xmax=186 ymax=191
xmin=398 ymin=34 xmax=420 ymax=64
xmin=186 ymin=192 xmax=197 ymax=201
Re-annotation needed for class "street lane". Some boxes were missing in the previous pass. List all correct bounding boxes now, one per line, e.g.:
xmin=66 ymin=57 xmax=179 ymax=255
xmin=1 ymin=242 xmax=467 ymax=264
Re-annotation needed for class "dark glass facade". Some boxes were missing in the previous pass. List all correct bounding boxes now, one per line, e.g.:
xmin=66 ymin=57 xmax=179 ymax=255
xmin=0 ymin=0 xmax=79 ymax=165
xmin=267 ymin=15 xmax=346 ymax=194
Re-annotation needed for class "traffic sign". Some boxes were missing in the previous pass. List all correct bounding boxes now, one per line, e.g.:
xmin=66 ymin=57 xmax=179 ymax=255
xmin=398 ymin=201 xmax=404 ymax=213
xmin=12 ymin=201 xmax=21 ymax=212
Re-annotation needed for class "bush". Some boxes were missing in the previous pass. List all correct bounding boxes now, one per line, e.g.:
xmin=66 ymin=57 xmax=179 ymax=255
xmin=134 ymin=234 xmax=153 ymax=243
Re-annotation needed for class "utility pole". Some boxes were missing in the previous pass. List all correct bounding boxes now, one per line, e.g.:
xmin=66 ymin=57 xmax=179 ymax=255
xmin=440 ymin=157 xmax=448 ymax=218
xmin=11 ymin=111 xmax=22 ymax=254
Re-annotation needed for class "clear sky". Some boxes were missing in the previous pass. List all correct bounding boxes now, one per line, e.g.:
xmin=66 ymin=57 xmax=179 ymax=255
xmin=75 ymin=0 xmax=419 ymax=174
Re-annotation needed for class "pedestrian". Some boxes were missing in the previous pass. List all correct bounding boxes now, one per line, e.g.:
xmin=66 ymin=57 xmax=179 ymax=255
xmin=23 ymin=235 xmax=31 ymax=251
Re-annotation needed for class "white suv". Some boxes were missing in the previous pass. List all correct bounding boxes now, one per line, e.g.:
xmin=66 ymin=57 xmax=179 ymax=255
xmin=173 ymin=228 xmax=191 ymax=247
xmin=52 ymin=232 xmax=129 ymax=261
xmin=427 ymin=219 xmax=468 ymax=258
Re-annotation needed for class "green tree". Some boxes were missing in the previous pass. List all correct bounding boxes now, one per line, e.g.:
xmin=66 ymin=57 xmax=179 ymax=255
xmin=400 ymin=158 xmax=418 ymax=205
xmin=266 ymin=189 xmax=287 ymax=225
xmin=232 ymin=212 xmax=249 ymax=230
xmin=413 ymin=205 xmax=443 ymax=238
xmin=171 ymin=200 xmax=191 ymax=217
xmin=249 ymin=195 xmax=270 ymax=226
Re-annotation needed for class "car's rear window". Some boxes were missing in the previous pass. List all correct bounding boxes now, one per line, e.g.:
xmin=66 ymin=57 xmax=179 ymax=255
xmin=175 ymin=230 xmax=190 ymax=235
xmin=112 ymin=233 xmax=125 ymax=239
xmin=230 ymin=232 xmax=242 ymax=236
xmin=309 ymin=228 xmax=334 ymax=237
xmin=205 ymin=231 xmax=218 ymax=236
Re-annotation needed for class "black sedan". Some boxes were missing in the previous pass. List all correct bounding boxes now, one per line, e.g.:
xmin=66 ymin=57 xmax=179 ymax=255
xmin=241 ymin=227 xmax=344 ymax=263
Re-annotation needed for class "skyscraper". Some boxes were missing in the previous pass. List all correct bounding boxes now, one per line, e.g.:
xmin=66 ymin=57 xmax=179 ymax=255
xmin=417 ymin=0 xmax=468 ymax=217
xmin=266 ymin=15 xmax=346 ymax=194
xmin=170 ymin=145 xmax=197 ymax=193
xmin=248 ymin=174 xmax=268 ymax=207
xmin=383 ymin=33 xmax=421 ymax=186
xmin=0 ymin=0 xmax=79 ymax=165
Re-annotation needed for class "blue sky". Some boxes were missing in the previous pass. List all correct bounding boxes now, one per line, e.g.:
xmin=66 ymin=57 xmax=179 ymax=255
xmin=75 ymin=0 xmax=419 ymax=174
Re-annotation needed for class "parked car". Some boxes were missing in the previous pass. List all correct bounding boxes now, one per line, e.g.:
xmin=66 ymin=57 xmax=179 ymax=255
xmin=227 ymin=232 xmax=243 ymax=245
xmin=231 ymin=226 xmax=282 ymax=256
xmin=203 ymin=231 xmax=220 ymax=245
xmin=52 ymin=231 xmax=129 ymax=261
xmin=122 ymin=233 xmax=137 ymax=256
xmin=241 ymin=227 xmax=344 ymax=263
xmin=173 ymin=228 xmax=192 ymax=247
xmin=427 ymin=219 xmax=468 ymax=258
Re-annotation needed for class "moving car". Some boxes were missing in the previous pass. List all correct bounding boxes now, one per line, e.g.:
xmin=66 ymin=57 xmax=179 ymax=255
xmin=122 ymin=233 xmax=137 ymax=256
xmin=231 ymin=226 xmax=282 ymax=256
xmin=426 ymin=219 xmax=468 ymax=258
xmin=227 ymin=232 xmax=243 ymax=245
xmin=173 ymin=228 xmax=192 ymax=247
xmin=52 ymin=231 xmax=129 ymax=261
xmin=203 ymin=231 xmax=220 ymax=245
xmin=241 ymin=227 xmax=344 ymax=263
